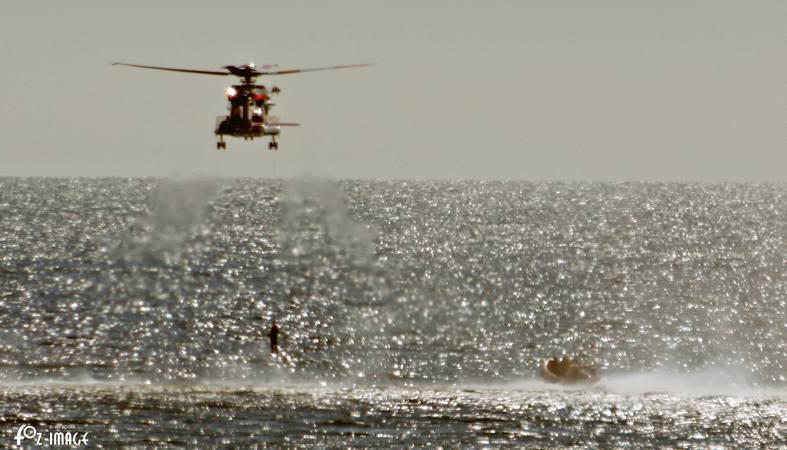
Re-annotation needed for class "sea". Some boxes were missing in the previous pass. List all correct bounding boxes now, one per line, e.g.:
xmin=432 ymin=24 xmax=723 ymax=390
xmin=0 ymin=177 xmax=784 ymax=448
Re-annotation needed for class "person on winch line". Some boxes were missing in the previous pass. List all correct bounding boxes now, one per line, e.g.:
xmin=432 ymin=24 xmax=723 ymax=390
xmin=268 ymin=320 xmax=280 ymax=354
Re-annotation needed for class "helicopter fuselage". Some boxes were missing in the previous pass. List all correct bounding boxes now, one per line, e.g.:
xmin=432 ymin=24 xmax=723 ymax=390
xmin=215 ymin=84 xmax=289 ymax=150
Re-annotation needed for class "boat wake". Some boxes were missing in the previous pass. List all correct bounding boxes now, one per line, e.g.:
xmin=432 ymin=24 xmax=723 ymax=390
xmin=598 ymin=369 xmax=786 ymax=398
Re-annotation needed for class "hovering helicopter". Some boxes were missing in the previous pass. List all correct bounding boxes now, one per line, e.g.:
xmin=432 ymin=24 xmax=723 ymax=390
xmin=113 ymin=62 xmax=371 ymax=150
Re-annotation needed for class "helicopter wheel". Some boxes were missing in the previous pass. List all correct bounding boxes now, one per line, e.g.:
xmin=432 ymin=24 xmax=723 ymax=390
xmin=268 ymin=141 xmax=278 ymax=150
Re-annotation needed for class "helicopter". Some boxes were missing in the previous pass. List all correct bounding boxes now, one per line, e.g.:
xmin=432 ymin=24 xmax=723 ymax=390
xmin=113 ymin=61 xmax=371 ymax=150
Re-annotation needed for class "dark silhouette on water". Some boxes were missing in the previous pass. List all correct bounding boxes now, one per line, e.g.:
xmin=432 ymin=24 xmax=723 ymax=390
xmin=268 ymin=320 xmax=280 ymax=354
xmin=546 ymin=355 xmax=560 ymax=374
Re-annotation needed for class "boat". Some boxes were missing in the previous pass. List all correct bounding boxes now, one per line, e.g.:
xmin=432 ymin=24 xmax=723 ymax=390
xmin=539 ymin=358 xmax=599 ymax=384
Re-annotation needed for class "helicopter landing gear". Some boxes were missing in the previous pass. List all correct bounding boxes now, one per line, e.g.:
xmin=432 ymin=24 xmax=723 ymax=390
xmin=268 ymin=138 xmax=278 ymax=150
xmin=216 ymin=137 xmax=226 ymax=150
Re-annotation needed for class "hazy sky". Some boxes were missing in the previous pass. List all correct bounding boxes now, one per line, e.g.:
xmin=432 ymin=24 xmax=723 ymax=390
xmin=0 ymin=1 xmax=784 ymax=181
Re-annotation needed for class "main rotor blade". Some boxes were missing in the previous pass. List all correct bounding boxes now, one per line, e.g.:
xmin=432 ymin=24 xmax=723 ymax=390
xmin=258 ymin=63 xmax=373 ymax=75
xmin=112 ymin=63 xmax=230 ymax=76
